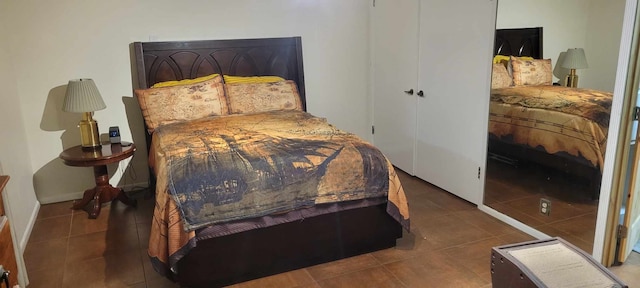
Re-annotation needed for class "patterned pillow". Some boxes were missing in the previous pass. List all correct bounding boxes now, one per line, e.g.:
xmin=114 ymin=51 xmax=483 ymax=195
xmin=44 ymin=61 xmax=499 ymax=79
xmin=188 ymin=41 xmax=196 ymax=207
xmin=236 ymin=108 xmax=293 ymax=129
xmin=510 ymin=56 xmax=552 ymax=86
xmin=225 ymin=80 xmax=303 ymax=114
xmin=491 ymin=63 xmax=512 ymax=89
xmin=135 ymin=77 xmax=228 ymax=133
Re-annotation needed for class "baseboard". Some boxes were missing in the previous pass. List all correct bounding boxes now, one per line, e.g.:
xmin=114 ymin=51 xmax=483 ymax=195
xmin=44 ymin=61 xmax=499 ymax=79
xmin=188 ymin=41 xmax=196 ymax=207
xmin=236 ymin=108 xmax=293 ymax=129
xmin=479 ymin=205 xmax=550 ymax=240
xmin=36 ymin=181 xmax=149 ymax=205
xmin=37 ymin=192 xmax=84 ymax=205
xmin=12 ymin=200 xmax=38 ymax=288
xmin=120 ymin=182 xmax=150 ymax=192
xmin=20 ymin=200 xmax=40 ymax=252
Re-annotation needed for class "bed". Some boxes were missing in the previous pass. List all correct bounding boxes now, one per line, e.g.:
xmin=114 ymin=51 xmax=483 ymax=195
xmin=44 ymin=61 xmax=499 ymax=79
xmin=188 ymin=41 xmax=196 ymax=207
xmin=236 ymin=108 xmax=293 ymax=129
xmin=131 ymin=37 xmax=409 ymax=287
xmin=488 ymin=27 xmax=612 ymax=199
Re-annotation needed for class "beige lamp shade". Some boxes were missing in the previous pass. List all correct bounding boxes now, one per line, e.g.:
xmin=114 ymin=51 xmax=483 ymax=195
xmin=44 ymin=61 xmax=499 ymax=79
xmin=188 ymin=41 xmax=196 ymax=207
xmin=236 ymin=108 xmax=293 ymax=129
xmin=560 ymin=48 xmax=588 ymax=69
xmin=63 ymin=79 xmax=106 ymax=112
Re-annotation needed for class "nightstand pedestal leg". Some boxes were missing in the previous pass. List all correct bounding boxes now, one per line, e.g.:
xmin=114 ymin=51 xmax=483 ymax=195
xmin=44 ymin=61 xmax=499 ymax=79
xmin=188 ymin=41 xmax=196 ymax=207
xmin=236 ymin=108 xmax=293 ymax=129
xmin=72 ymin=165 xmax=137 ymax=219
xmin=71 ymin=187 xmax=96 ymax=210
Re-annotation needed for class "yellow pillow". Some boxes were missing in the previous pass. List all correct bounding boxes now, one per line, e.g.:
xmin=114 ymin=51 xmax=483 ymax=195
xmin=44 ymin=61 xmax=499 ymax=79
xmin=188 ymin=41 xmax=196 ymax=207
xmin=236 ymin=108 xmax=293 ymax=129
xmin=493 ymin=55 xmax=510 ymax=64
xmin=151 ymin=74 xmax=221 ymax=88
xmin=516 ymin=56 xmax=534 ymax=61
xmin=493 ymin=55 xmax=534 ymax=65
xmin=223 ymin=75 xmax=285 ymax=84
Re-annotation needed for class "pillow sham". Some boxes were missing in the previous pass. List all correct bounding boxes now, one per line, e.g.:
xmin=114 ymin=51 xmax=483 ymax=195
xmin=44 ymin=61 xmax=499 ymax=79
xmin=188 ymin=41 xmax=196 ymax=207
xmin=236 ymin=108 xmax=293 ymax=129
xmin=151 ymin=74 xmax=222 ymax=88
xmin=510 ymin=56 xmax=552 ymax=86
xmin=491 ymin=63 xmax=512 ymax=89
xmin=225 ymin=80 xmax=303 ymax=114
xmin=223 ymin=75 xmax=285 ymax=84
xmin=135 ymin=78 xmax=228 ymax=133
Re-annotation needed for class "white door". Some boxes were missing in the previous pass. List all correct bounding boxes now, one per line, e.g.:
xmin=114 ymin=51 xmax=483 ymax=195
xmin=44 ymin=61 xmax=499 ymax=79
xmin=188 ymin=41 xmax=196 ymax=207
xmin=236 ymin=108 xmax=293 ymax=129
xmin=372 ymin=0 xmax=420 ymax=175
xmin=414 ymin=0 xmax=497 ymax=205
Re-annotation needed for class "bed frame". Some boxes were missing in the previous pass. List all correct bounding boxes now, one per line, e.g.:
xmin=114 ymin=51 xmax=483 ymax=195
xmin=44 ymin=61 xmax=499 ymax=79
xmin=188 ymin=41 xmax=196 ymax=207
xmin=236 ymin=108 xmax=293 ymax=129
xmin=490 ymin=27 xmax=602 ymax=198
xmin=494 ymin=27 xmax=543 ymax=59
xmin=131 ymin=37 xmax=403 ymax=287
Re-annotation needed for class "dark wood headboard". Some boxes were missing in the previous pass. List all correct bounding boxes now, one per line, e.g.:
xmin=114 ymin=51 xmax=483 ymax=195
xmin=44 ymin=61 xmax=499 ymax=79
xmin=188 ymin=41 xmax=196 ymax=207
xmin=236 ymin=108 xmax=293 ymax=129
xmin=494 ymin=27 xmax=543 ymax=59
xmin=132 ymin=37 xmax=306 ymax=109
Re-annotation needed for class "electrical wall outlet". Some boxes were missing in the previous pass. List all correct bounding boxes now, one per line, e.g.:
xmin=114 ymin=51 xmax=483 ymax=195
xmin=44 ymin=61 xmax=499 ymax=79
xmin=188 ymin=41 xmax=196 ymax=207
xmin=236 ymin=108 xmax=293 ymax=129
xmin=540 ymin=198 xmax=551 ymax=216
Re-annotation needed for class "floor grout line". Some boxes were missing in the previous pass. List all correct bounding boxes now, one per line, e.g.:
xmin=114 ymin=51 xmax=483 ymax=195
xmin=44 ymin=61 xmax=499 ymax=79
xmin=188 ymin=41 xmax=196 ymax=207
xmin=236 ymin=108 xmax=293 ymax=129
xmin=61 ymin=206 xmax=76 ymax=286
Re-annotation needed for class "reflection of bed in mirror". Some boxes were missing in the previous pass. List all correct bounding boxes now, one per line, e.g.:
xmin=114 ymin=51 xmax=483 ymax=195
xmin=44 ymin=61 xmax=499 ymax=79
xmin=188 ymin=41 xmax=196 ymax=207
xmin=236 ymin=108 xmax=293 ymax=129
xmin=488 ymin=27 xmax=612 ymax=199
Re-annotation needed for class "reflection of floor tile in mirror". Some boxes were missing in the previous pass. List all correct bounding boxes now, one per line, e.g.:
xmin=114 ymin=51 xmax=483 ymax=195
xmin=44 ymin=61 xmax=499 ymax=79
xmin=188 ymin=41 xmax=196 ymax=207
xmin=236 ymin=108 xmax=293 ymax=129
xmin=484 ymin=159 xmax=599 ymax=252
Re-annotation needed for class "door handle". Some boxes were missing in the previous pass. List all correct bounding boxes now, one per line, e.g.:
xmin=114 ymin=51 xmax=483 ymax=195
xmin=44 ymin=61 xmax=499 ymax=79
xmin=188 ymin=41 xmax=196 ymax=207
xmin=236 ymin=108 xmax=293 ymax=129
xmin=417 ymin=90 xmax=424 ymax=97
xmin=404 ymin=89 xmax=414 ymax=95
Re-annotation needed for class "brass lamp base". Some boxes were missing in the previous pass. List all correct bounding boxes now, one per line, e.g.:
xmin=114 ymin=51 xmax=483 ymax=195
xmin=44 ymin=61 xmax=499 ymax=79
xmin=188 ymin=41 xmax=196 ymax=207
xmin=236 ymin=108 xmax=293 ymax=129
xmin=79 ymin=112 xmax=101 ymax=149
xmin=566 ymin=69 xmax=579 ymax=88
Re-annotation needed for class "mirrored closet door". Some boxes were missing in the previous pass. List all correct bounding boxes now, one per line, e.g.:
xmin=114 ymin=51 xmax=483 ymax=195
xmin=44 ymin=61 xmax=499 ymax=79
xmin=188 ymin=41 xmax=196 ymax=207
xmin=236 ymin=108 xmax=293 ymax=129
xmin=483 ymin=0 xmax=626 ymax=253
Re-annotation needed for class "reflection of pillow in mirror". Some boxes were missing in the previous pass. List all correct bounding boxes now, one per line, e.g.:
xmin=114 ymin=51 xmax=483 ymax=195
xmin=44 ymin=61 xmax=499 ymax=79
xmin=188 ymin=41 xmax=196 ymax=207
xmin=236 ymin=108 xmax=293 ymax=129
xmin=491 ymin=63 xmax=512 ymax=89
xmin=510 ymin=56 xmax=552 ymax=86
xmin=493 ymin=55 xmax=510 ymax=70
xmin=493 ymin=55 xmax=510 ymax=64
xmin=514 ymin=56 xmax=534 ymax=61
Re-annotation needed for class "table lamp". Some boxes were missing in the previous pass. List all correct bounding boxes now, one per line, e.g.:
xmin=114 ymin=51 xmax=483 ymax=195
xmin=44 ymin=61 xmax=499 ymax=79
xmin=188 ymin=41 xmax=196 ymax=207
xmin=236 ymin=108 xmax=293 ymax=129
xmin=560 ymin=48 xmax=588 ymax=88
xmin=63 ymin=79 xmax=106 ymax=149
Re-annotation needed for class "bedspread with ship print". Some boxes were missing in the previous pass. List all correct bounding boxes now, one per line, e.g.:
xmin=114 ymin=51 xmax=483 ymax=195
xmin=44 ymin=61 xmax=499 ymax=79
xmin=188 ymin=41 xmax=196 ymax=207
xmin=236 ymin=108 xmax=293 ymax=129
xmin=148 ymin=110 xmax=410 ymax=272
xmin=489 ymin=85 xmax=612 ymax=169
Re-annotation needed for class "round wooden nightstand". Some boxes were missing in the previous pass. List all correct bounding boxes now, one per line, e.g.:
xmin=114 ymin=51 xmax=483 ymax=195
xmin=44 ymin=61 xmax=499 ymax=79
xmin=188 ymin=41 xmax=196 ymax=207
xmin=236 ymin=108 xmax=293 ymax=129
xmin=59 ymin=142 xmax=137 ymax=218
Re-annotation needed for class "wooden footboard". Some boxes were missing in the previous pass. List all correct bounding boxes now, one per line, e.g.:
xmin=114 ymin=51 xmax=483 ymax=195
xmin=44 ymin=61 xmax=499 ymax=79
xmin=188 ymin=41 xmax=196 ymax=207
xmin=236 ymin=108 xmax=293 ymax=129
xmin=175 ymin=203 xmax=402 ymax=288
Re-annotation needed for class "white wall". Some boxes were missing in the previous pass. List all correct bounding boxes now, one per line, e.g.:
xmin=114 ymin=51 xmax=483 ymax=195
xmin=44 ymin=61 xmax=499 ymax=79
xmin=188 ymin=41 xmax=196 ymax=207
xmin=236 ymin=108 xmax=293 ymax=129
xmin=0 ymin=11 xmax=40 ymax=251
xmin=496 ymin=0 xmax=625 ymax=91
xmin=582 ymin=0 xmax=626 ymax=92
xmin=1 ymin=0 xmax=372 ymax=203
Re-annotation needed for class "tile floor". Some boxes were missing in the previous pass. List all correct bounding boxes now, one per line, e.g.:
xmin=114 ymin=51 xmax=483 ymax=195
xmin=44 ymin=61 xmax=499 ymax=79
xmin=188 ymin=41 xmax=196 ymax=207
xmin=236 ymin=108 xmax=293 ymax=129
xmin=23 ymin=171 xmax=640 ymax=287
xmin=484 ymin=159 xmax=599 ymax=253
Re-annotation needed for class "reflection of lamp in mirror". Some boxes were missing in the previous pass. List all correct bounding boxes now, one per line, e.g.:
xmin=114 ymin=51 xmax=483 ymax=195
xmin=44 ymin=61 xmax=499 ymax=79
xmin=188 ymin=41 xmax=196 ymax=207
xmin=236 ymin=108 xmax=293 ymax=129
xmin=560 ymin=48 xmax=588 ymax=88
xmin=62 ymin=79 xmax=106 ymax=149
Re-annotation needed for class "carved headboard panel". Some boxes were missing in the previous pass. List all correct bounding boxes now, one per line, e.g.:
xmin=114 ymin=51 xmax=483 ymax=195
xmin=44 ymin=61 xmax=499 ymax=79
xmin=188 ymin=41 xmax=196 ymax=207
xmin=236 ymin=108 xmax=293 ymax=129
xmin=133 ymin=37 xmax=306 ymax=109
xmin=494 ymin=27 xmax=543 ymax=59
